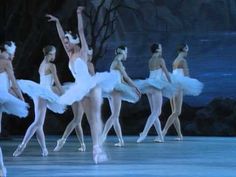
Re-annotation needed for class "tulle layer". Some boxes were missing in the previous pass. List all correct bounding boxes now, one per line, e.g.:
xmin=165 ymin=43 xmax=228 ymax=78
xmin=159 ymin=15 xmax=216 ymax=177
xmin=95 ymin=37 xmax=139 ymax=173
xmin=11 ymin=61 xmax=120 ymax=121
xmin=18 ymin=80 xmax=66 ymax=113
xmin=135 ymin=78 xmax=176 ymax=99
xmin=171 ymin=73 xmax=204 ymax=96
xmin=59 ymin=71 xmax=120 ymax=105
xmin=103 ymin=82 xmax=139 ymax=103
xmin=94 ymin=70 xmax=120 ymax=93
xmin=0 ymin=91 xmax=29 ymax=118
xmin=58 ymin=75 xmax=96 ymax=105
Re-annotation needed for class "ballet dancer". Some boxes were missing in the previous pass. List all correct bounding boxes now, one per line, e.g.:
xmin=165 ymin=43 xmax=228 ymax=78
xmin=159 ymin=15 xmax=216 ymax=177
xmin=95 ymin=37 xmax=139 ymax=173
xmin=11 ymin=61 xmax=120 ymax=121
xmin=13 ymin=45 xmax=66 ymax=157
xmin=161 ymin=44 xmax=203 ymax=141
xmin=101 ymin=45 xmax=141 ymax=147
xmin=0 ymin=41 xmax=29 ymax=177
xmin=53 ymin=48 xmax=95 ymax=152
xmin=46 ymin=7 xmax=113 ymax=163
xmin=136 ymin=43 xmax=175 ymax=143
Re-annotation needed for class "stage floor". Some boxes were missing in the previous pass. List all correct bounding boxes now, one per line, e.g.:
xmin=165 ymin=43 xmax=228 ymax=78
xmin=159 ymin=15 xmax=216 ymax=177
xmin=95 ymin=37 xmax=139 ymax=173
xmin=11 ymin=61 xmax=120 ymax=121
xmin=1 ymin=136 xmax=235 ymax=177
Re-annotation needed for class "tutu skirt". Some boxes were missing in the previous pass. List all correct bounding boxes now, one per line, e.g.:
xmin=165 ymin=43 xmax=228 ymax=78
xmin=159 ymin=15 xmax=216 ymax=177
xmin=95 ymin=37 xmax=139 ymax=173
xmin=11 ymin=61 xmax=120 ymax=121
xmin=59 ymin=70 xmax=121 ymax=105
xmin=171 ymin=69 xmax=203 ymax=96
xmin=94 ymin=70 xmax=120 ymax=93
xmin=135 ymin=78 xmax=176 ymax=99
xmin=18 ymin=80 xmax=66 ymax=113
xmin=0 ymin=91 xmax=29 ymax=118
xmin=114 ymin=83 xmax=139 ymax=103
xmin=135 ymin=69 xmax=177 ymax=99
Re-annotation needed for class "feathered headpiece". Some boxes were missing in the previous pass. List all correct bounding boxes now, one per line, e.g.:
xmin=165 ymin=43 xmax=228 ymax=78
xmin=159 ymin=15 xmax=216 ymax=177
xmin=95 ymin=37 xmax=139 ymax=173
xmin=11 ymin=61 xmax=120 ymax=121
xmin=4 ymin=41 xmax=16 ymax=55
xmin=65 ymin=31 xmax=80 ymax=44
xmin=183 ymin=45 xmax=189 ymax=52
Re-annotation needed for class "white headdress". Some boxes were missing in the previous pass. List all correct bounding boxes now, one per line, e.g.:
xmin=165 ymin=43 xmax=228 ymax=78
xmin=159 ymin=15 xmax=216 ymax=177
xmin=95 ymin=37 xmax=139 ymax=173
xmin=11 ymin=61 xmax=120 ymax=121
xmin=184 ymin=45 xmax=189 ymax=52
xmin=115 ymin=48 xmax=123 ymax=55
xmin=65 ymin=32 xmax=80 ymax=44
xmin=88 ymin=48 xmax=93 ymax=56
xmin=4 ymin=41 xmax=16 ymax=55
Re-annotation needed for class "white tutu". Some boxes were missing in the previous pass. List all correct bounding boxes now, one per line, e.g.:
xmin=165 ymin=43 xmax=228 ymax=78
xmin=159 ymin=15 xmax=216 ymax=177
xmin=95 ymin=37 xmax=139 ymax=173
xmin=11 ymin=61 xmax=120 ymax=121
xmin=0 ymin=72 xmax=28 ymax=118
xmin=102 ymin=70 xmax=139 ymax=103
xmin=58 ymin=59 xmax=96 ymax=105
xmin=18 ymin=74 xmax=66 ymax=114
xmin=94 ymin=70 xmax=120 ymax=93
xmin=171 ymin=69 xmax=203 ymax=96
xmin=0 ymin=92 xmax=29 ymax=118
xmin=59 ymin=58 xmax=120 ymax=105
xmin=135 ymin=69 xmax=176 ymax=99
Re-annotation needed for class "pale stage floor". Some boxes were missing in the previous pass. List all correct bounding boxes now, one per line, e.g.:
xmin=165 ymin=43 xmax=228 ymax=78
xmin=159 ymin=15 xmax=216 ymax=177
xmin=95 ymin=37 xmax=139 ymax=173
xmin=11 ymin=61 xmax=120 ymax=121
xmin=0 ymin=136 xmax=235 ymax=177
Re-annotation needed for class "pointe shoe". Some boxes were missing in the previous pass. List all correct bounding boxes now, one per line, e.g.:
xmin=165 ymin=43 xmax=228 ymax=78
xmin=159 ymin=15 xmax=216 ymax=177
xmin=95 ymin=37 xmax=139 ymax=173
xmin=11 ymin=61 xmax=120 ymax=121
xmin=53 ymin=138 xmax=66 ymax=152
xmin=93 ymin=145 xmax=108 ymax=164
xmin=174 ymin=135 xmax=183 ymax=141
xmin=137 ymin=133 xmax=146 ymax=143
xmin=78 ymin=143 xmax=86 ymax=152
xmin=1 ymin=166 xmax=7 ymax=177
xmin=42 ymin=148 xmax=48 ymax=157
xmin=153 ymin=136 xmax=164 ymax=143
xmin=13 ymin=143 xmax=26 ymax=157
xmin=114 ymin=140 xmax=124 ymax=147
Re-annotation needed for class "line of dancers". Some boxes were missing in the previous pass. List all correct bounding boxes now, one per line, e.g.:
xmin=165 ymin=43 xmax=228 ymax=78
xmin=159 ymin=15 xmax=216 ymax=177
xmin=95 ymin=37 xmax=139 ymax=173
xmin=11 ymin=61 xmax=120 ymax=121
xmin=0 ymin=6 xmax=203 ymax=177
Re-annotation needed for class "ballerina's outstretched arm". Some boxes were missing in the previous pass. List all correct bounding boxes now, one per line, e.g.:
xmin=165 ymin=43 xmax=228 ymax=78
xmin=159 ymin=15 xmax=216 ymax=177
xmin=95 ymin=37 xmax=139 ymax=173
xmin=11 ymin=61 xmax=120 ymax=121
xmin=76 ymin=7 xmax=89 ymax=57
xmin=46 ymin=14 xmax=70 ymax=58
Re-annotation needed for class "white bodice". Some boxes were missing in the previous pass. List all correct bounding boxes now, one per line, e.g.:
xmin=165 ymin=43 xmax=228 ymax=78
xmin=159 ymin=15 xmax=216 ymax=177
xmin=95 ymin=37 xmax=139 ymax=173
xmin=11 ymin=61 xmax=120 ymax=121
xmin=69 ymin=58 xmax=90 ymax=82
xmin=149 ymin=69 xmax=164 ymax=79
xmin=0 ymin=72 xmax=10 ymax=91
xmin=173 ymin=68 xmax=184 ymax=76
xmin=40 ymin=74 xmax=54 ymax=89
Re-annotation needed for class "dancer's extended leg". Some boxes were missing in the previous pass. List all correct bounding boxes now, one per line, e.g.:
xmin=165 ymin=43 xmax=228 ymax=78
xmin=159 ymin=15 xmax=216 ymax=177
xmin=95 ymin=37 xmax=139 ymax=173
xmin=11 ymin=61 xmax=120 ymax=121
xmin=137 ymin=90 xmax=163 ymax=143
xmin=162 ymin=90 xmax=183 ymax=138
xmin=13 ymin=98 xmax=47 ymax=156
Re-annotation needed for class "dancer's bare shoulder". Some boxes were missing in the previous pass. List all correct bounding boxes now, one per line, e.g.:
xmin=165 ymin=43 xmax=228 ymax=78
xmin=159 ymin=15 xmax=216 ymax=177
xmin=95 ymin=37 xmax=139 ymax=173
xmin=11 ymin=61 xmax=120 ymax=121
xmin=0 ymin=59 xmax=14 ymax=76
xmin=111 ymin=55 xmax=125 ymax=71
xmin=173 ymin=57 xmax=187 ymax=69
xmin=0 ymin=58 xmax=11 ymax=71
xmin=149 ymin=55 xmax=162 ymax=70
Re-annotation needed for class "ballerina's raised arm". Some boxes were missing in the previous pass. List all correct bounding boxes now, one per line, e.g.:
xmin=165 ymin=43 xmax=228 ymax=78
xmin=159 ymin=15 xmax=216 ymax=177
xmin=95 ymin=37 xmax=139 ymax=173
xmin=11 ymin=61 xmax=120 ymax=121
xmin=76 ymin=7 xmax=89 ymax=58
xmin=46 ymin=14 xmax=71 ymax=58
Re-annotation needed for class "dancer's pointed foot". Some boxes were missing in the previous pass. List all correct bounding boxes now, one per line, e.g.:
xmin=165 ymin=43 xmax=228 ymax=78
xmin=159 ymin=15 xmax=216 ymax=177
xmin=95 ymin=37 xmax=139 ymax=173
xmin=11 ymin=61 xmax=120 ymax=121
xmin=153 ymin=136 xmax=164 ymax=143
xmin=114 ymin=139 xmax=124 ymax=147
xmin=93 ymin=145 xmax=108 ymax=164
xmin=53 ymin=138 xmax=66 ymax=152
xmin=137 ymin=133 xmax=146 ymax=143
xmin=1 ymin=165 xmax=7 ymax=177
xmin=78 ymin=143 xmax=86 ymax=152
xmin=13 ymin=143 xmax=26 ymax=157
xmin=174 ymin=135 xmax=183 ymax=141
xmin=42 ymin=148 xmax=48 ymax=157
